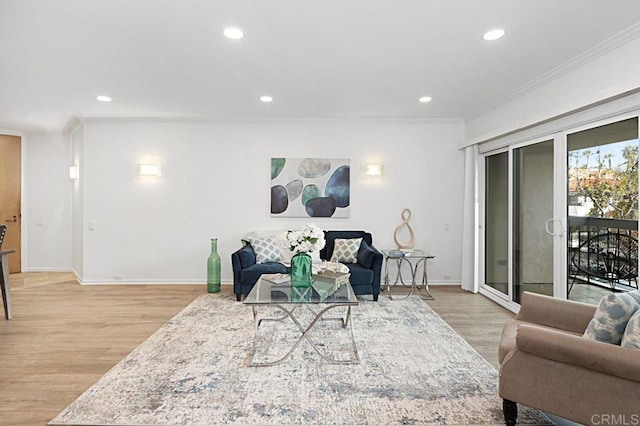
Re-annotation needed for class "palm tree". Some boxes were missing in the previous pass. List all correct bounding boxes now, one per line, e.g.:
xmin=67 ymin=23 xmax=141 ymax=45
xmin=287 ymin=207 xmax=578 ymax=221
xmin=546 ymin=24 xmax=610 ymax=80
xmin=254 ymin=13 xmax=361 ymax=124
xmin=583 ymin=150 xmax=592 ymax=168
xmin=604 ymin=153 xmax=614 ymax=170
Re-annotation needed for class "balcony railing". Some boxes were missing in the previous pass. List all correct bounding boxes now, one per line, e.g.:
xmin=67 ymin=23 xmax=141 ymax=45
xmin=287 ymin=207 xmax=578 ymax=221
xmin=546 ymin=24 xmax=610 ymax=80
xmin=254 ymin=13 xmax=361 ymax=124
xmin=568 ymin=216 xmax=638 ymax=293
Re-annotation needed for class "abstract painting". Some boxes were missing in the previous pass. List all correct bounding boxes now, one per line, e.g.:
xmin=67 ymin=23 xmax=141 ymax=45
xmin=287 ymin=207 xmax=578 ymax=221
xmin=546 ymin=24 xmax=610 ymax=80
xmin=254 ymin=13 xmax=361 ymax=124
xmin=271 ymin=158 xmax=350 ymax=217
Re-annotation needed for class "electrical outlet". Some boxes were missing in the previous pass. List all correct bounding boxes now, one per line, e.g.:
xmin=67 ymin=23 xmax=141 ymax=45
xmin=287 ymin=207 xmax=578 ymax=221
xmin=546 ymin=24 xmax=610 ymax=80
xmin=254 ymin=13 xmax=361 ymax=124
xmin=113 ymin=275 xmax=122 ymax=281
xmin=88 ymin=222 xmax=95 ymax=231
xmin=36 ymin=219 xmax=44 ymax=226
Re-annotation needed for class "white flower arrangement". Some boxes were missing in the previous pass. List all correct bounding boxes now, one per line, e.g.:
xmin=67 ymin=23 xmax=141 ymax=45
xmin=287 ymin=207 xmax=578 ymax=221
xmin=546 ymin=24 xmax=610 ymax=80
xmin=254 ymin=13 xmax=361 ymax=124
xmin=283 ymin=223 xmax=326 ymax=255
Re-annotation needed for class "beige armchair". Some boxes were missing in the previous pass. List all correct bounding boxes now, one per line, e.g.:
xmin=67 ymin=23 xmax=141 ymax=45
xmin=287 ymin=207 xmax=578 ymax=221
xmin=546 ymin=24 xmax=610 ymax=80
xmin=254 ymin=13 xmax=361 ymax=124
xmin=499 ymin=292 xmax=640 ymax=425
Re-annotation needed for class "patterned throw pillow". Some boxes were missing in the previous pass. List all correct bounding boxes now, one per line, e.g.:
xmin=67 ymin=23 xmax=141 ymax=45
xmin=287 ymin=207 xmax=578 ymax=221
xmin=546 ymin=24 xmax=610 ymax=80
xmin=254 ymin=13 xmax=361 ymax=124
xmin=330 ymin=238 xmax=362 ymax=264
xmin=252 ymin=238 xmax=282 ymax=264
xmin=622 ymin=309 xmax=640 ymax=350
xmin=583 ymin=291 xmax=640 ymax=344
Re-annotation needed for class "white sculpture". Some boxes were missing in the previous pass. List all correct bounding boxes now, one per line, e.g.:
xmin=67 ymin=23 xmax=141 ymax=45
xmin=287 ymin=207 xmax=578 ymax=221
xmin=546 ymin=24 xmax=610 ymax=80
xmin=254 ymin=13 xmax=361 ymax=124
xmin=393 ymin=208 xmax=415 ymax=250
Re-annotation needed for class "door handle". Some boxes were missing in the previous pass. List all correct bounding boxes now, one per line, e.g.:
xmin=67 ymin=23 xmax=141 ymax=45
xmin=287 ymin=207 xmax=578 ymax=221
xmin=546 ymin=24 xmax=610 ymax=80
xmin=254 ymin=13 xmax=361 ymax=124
xmin=544 ymin=218 xmax=555 ymax=236
xmin=5 ymin=215 xmax=17 ymax=223
xmin=544 ymin=218 xmax=565 ymax=237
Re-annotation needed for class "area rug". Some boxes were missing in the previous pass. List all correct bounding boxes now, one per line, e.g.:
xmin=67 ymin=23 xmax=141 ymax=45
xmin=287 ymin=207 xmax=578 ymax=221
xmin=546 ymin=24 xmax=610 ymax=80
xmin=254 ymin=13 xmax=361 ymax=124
xmin=50 ymin=295 xmax=550 ymax=425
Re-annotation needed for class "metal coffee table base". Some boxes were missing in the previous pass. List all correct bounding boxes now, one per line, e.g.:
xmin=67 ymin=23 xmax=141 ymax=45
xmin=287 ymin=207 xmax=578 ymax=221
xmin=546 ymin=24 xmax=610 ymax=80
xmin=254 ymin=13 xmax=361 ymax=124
xmin=249 ymin=303 xmax=359 ymax=367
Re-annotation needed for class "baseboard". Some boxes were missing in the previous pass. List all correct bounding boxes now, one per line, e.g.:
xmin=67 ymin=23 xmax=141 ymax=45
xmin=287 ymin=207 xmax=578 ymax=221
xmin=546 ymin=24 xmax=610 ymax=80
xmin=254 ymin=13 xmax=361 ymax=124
xmin=80 ymin=279 xmax=233 ymax=286
xmin=428 ymin=281 xmax=461 ymax=286
xmin=22 ymin=267 xmax=72 ymax=272
xmin=71 ymin=268 xmax=82 ymax=282
xmin=387 ymin=281 xmax=461 ymax=287
xmin=18 ymin=271 xmax=457 ymax=289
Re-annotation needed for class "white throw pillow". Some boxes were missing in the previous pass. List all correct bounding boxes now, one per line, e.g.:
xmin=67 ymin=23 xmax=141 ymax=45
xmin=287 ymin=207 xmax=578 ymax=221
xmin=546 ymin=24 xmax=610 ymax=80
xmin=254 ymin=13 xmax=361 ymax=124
xmin=242 ymin=230 xmax=290 ymax=263
xmin=330 ymin=238 xmax=362 ymax=264
xmin=242 ymin=230 xmax=284 ymax=242
xmin=622 ymin=309 xmax=640 ymax=350
xmin=251 ymin=237 xmax=282 ymax=264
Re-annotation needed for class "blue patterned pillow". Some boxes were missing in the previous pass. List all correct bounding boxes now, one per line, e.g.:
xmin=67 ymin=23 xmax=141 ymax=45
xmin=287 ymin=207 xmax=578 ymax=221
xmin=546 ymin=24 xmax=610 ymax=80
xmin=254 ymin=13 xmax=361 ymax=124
xmin=622 ymin=309 xmax=640 ymax=350
xmin=583 ymin=291 xmax=640 ymax=344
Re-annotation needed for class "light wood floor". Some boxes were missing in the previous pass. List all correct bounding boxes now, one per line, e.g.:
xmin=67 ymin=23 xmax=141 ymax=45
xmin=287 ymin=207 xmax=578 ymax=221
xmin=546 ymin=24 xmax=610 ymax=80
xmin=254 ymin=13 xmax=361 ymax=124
xmin=0 ymin=273 xmax=513 ymax=426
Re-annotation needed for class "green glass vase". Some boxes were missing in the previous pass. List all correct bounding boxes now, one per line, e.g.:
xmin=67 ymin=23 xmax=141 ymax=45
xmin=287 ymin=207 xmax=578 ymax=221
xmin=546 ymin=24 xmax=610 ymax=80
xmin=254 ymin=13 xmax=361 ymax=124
xmin=291 ymin=252 xmax=312 ymax=287
xmin=207 ymin=239 xmax=221 ymax=293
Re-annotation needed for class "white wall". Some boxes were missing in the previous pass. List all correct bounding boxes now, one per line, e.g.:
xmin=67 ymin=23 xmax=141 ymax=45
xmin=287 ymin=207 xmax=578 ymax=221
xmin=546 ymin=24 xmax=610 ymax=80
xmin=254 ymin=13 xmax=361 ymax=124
xmin=24 ymin=131 xmax=72 ymax=270
xmin=75 ymin=118 xmax=465 ymax=284
xmin=465 ymin=33 xmax=640 ymax=146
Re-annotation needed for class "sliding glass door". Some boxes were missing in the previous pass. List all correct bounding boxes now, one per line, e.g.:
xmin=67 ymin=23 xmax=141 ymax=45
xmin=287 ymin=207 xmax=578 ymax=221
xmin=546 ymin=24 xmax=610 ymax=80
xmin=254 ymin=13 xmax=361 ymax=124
xmin=512 ymin=140 xmax=555 ymax=303
xmin=485 ymin=152 xmax=509 ymax=297
xmin=482 ymin=138 xmax=560 ymax=307
xmin=567 ymin=117 xmax=639 ymax=303
xmin=481 ymin=114 xmax=639 ymax=309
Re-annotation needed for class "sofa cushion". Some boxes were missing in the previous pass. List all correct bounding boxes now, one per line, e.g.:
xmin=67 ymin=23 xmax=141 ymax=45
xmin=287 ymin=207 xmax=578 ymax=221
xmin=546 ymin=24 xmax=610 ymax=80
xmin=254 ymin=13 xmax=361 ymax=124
xmin=252 ymin=237 xmax=282 ymax=263
xmin=622 ymin=309 xmax=640 ymax=350
xmin=331 ymin=238 xmax=362 ymax=263
xmin=357 ymin=240 xmax=376 ymax=269
xmin=344 ymin=263 xmax=374 ymax=285
xmin=240 ymin=262 xmax=288 ymax=285
xmin=583 ymin=291 xmax=640 ymax=344
xmin=237 ymin=245 xmax=256 ymax=269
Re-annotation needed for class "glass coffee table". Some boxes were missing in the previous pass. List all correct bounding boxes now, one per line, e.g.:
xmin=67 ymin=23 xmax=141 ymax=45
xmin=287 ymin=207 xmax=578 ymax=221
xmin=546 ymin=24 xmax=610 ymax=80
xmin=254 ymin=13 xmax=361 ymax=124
xmin=244 ymin=276 xmax=359 ymax=367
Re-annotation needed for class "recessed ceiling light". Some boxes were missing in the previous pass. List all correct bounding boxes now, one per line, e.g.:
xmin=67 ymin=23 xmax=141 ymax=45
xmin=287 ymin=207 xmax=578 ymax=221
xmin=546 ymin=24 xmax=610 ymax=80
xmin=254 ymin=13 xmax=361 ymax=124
xmin=223 ymin=27 xmax=244 ymax=40
xmin=260 ymin=95 xmax=273 ymax=103
xmin=482 ymin=28 xmax=506 ymax=41
xmin=419 ymin=96 xmax=432 ymax=103
xmin=96 ymin=95 xmax=112 ymax=102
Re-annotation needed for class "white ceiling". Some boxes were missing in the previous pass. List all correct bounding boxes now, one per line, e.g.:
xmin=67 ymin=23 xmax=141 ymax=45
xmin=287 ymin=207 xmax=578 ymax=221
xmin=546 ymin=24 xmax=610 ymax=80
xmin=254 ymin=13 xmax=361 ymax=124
xmin=2 ymin=0 xmax=640 ymax=132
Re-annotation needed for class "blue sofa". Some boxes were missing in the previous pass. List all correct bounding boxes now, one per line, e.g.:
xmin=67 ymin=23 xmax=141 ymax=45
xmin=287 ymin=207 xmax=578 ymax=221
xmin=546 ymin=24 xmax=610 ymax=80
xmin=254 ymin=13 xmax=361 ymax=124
xmin=231 ymin=230 xmax=383 ymax=301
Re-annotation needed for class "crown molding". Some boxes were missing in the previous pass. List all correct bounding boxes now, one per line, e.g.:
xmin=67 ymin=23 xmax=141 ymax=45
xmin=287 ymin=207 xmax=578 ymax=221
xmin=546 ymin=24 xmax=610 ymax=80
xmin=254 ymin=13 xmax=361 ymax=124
xmin=63 ymin=117 xmax=84 ymax=135
xmin=466 ymin=88 xmax=640 ymax=151
xmin=470 ymin=21 xmax=640 ymax=121
xmin=80 ymin=116 xmax=464 ymax=125
xmin=0 ymin=128 xmax=25 ymax=137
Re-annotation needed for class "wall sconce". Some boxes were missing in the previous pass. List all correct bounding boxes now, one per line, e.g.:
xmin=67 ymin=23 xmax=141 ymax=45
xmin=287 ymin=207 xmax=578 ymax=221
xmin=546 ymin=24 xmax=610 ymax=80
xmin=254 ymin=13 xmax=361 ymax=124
xmin=69 ymin=164 xmax=79 ymax=180
xmin=137 ymin=163 xmax=162 ymax=177
xmin=361 ymin=163 xmax=385 ymax=178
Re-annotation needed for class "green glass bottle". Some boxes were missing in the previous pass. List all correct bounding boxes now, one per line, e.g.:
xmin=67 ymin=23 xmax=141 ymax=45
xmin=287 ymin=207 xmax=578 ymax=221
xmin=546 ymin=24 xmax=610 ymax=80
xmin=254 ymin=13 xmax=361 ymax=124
xmin=207 ymin=239 xmax=221 ymax=293
xmin=290 ymin=252 xmax=312 ymax=287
